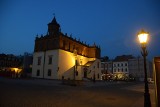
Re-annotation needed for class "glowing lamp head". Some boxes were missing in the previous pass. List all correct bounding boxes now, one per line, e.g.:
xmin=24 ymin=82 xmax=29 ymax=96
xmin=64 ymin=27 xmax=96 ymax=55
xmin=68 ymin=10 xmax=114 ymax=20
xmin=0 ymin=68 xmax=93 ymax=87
xmin=137 ymin=29 xmax=149 ymax=44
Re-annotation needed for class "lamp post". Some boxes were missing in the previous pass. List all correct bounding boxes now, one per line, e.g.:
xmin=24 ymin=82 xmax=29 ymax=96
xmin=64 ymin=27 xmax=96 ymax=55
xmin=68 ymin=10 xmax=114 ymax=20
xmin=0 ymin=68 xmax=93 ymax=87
xmin=73 ymin=49 xmax=77 ymax=80
xmin=137 ymin=29 xmax=151 ymax=107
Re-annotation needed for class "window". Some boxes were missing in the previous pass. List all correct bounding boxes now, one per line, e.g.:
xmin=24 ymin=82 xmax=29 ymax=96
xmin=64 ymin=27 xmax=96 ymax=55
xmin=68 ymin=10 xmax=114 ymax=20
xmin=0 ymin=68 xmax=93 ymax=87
xmin=125 ymin=63 xmax=127 ymax=66
xmin=114 ymin=64 xmax=116 ymax=67
xmin=114 ymin=69 xmax=116 ymax=72
xmin=121 ymin=63 xmax=123 ymax=66
xmin=118 ymin=64 xmax=119 ymax=67
xmin=125 ymin=68 xmax=128 ymax=72
xmin=37 ymin=70 xmax=40 ymax=76
xmin=48 ymin=69 xmax=51 ymax=76
xmin=76 ymin=71 xmax=78 ymax=76
xmin=48 ymin=56 xmax=52 ymax=64
xmin=37 ymin=57 xmax=41 ymax=65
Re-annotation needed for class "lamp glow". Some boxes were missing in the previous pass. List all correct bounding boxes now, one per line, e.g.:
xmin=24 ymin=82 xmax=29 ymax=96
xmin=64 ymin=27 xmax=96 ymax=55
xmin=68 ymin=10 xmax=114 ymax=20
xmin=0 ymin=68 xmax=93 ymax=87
xmin=138 ymin=33 xmax=148 ymax=43
xmin=137 ymin=29 xmax=149 ymax=44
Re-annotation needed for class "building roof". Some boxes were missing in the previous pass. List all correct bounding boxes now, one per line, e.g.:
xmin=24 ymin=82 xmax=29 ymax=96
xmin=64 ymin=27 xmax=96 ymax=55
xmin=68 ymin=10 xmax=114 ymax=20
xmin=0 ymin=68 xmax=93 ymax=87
xmin=113 ymin=55 xmax=134 ymax=62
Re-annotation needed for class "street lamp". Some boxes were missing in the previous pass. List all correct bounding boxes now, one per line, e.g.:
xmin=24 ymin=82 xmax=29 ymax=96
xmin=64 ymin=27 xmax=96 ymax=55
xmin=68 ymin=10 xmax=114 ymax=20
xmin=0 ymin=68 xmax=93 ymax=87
xmin=137 ymin=29 xmax=151 ymax=107
xmin=73 ymin=49 xmax=77 ymax=80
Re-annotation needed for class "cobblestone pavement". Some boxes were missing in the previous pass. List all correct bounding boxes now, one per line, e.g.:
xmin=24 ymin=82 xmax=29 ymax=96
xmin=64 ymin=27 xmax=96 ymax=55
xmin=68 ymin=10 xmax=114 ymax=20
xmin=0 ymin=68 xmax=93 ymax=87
xmin=0 ymin=77 xmax=155 ymax=107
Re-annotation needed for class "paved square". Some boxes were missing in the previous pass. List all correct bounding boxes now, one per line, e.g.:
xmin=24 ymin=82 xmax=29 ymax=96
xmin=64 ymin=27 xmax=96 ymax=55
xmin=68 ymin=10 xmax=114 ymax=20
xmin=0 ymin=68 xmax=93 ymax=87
xmin=0 ymin=78 xmax=155 ymax=107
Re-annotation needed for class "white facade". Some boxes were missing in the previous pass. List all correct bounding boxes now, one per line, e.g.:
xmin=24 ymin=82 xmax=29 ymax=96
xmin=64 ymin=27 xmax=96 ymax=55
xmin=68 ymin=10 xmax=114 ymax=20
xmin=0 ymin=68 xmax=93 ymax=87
xmin=113 ymin=61 xmax=129 ymax=79
xmin=32 ymin=49 xmax=101 ymax=80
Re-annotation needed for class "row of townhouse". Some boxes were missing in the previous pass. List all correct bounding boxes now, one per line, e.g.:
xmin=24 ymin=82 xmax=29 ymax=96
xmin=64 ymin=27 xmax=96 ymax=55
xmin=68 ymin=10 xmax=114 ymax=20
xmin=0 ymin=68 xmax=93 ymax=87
xmin=101 ymin=55 xmax=153 ymax=81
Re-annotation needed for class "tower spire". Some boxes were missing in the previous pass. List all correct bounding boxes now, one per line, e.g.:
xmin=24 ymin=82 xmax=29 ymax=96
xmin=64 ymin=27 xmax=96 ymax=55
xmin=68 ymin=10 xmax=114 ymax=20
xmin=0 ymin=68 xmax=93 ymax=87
xmin=48 ymin=14 xmax=60 ymax=35
xmin=51 ymin=16 xmax=57 ymax=24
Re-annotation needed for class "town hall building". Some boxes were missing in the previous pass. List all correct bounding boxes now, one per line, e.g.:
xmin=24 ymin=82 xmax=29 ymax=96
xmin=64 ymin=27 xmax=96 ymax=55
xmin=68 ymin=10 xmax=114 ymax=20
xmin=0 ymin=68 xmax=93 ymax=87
xmin=32 ymin=16 xmax=101 ymax=80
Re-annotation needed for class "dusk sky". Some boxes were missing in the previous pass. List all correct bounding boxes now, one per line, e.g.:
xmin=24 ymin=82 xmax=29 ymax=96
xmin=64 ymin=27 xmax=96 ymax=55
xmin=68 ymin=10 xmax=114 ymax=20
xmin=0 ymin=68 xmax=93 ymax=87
xmin=0 ymin=0 xmax=160 ymax=60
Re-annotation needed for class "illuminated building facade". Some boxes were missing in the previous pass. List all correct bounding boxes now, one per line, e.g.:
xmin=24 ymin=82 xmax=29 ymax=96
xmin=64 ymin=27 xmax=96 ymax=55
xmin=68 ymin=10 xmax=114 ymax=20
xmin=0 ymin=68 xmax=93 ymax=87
xmin=32 ymin=16 xmax=101 ymax=80
xmin=112 ymin=55 xmax=134 ymax=80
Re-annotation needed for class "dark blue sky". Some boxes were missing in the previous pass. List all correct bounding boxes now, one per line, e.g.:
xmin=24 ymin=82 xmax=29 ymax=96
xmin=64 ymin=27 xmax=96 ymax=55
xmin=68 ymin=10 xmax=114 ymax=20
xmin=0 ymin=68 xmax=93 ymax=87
xmin=0 ymin=0 xmax=160 ymax=60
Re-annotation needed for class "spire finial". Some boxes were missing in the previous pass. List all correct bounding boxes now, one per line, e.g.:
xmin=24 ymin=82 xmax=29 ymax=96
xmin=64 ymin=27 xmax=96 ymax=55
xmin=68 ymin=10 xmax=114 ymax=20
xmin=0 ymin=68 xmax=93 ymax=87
xmin=51 ymin=13 xmax=57 ymax=23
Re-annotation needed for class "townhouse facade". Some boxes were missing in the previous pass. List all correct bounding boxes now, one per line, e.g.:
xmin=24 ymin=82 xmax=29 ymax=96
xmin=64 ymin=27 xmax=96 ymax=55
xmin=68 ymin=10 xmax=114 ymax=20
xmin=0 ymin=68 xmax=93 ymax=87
xmin=128 ymin=57 xmax=153 ymax=81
